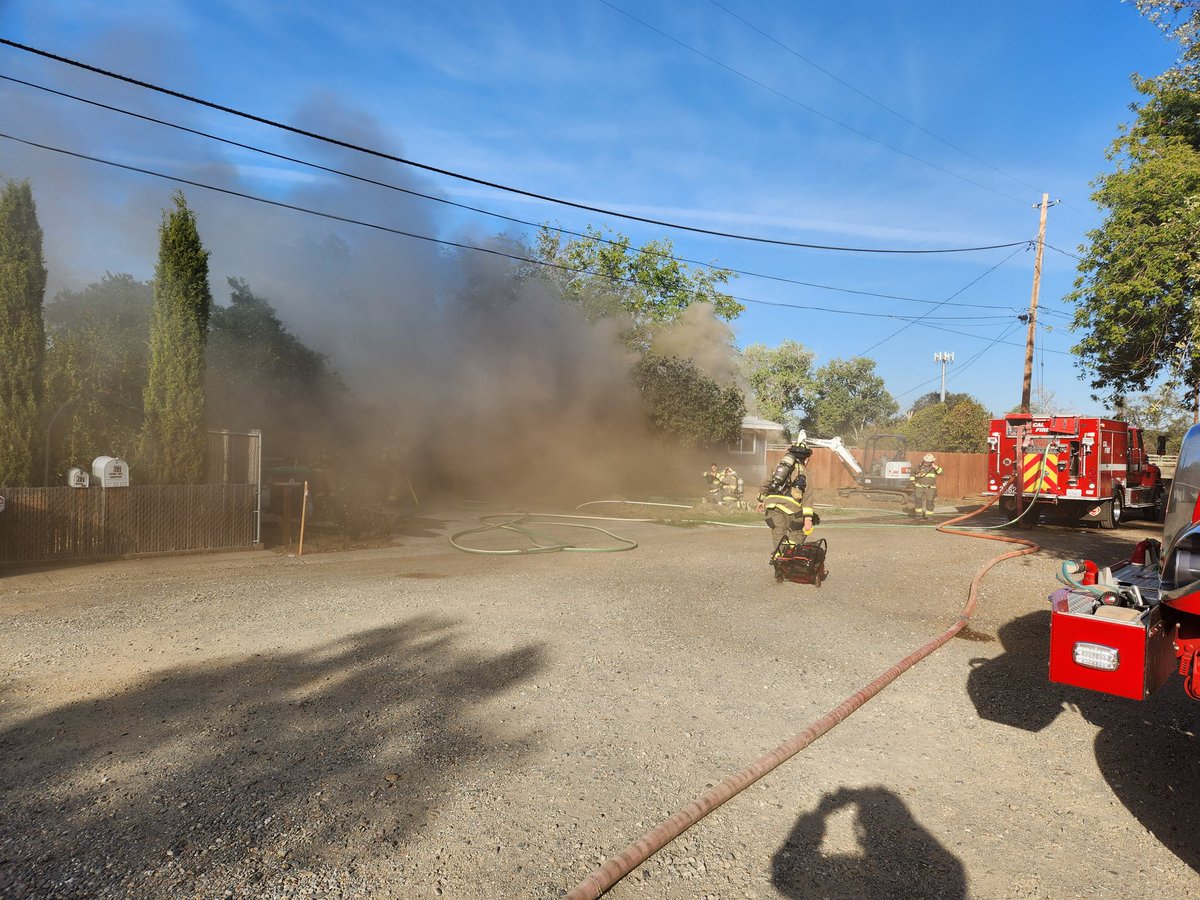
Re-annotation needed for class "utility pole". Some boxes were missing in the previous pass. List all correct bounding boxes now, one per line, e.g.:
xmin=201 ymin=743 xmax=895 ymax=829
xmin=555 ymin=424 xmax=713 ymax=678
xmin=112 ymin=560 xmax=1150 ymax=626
xmin=934 ymin=352 xmax=954 ymax=402
xmin=1021 ymin=193 xmax=1059 ymax=413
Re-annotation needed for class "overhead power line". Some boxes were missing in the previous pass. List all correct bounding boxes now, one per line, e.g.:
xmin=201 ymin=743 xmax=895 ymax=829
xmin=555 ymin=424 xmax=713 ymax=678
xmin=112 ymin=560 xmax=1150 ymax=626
xmin=857 ymin=245 xmax=1029 ymax=357
xmin=596 ymin=0 xmax=1028 ymax=206
xmin=0 ymin=37 xmax=1031 ymax=255
xmin=1044 ymin=242 xmax=1084 ymax=262
xmin=0 ymin=131 xmax=1027 ymax=333
xmin=909 ymin=319 xmax=1069 ymax=354
xmin=893 ymin=318 xmax=1032 ymax=402
xmin=0 ymin=73 xmax=1032 ymax=315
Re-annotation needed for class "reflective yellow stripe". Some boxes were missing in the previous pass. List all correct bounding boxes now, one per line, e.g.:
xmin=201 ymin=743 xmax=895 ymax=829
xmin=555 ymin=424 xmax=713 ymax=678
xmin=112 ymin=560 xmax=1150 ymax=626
xmin=764 ymin=494 xmax=803 ymax=514
xmin=1022 ymin=453 xmax=1058 ymax=492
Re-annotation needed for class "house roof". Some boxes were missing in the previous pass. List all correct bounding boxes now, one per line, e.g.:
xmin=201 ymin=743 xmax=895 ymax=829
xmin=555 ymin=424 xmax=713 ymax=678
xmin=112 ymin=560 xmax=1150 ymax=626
xmin=741 ymin=415 xmax=786 ymax=432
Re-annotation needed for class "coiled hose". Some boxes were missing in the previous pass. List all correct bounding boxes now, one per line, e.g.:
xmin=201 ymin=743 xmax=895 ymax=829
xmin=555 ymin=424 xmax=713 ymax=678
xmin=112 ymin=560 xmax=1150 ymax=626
xmin=448 ymin=513 xmax=638 ymax=555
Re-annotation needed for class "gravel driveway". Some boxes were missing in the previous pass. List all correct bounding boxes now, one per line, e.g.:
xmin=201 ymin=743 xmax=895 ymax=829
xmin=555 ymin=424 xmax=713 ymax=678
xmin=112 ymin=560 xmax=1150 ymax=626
xmin=1 ymin=505 xmax=1197 ymax=898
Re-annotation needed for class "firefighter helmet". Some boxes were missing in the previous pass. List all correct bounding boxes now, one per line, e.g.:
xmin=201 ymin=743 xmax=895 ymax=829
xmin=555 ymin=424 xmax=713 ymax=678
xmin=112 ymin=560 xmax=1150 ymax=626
xmin=923 ymin=453 xmax=936 ymax=463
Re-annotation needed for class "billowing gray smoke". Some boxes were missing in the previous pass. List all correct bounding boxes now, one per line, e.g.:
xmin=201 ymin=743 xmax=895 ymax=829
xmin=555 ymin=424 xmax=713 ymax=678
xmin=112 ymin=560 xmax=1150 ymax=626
xmin=1 ymin=38 xmax=742 ymax=503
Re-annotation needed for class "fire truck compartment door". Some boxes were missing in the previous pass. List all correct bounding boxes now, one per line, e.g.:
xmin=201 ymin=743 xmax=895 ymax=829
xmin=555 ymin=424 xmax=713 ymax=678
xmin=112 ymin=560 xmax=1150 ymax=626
xmin=1049 ymin=600 xmax=1174 ymax=700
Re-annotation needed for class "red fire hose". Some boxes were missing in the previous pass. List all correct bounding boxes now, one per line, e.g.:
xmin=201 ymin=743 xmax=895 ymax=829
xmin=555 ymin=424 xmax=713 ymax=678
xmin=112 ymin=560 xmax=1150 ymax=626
xmin=566 ymin=491 xmax=1038 ymax=899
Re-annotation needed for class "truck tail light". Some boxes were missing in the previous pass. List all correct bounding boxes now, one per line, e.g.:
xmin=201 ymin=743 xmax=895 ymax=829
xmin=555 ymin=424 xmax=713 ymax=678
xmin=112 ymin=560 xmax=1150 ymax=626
xmin=1073 ymin=642 xmax=1120 ymax=671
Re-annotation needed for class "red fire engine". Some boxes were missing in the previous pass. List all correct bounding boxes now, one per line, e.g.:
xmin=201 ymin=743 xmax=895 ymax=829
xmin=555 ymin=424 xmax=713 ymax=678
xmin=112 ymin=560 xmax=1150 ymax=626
xmin=1047 ymin=423 xmax=1200 ymax=701
xmin=985 ymin=413 xmax=1164 ymax=528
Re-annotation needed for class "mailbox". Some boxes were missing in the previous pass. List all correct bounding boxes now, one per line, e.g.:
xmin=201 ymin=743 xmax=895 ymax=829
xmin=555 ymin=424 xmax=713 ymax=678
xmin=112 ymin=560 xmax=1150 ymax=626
xmin=66 ymin=466 xmax=90 ymax=488
xmin=91 ymin=456 xmax=130 ymax=488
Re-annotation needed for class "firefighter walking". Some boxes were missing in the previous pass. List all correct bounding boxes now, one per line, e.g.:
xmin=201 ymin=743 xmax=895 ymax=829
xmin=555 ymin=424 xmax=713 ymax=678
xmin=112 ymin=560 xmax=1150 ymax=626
xmin=757 ymin=441 xmax=819 ymax=555
xmin=910 ymin=453 xmax=943 ymax=520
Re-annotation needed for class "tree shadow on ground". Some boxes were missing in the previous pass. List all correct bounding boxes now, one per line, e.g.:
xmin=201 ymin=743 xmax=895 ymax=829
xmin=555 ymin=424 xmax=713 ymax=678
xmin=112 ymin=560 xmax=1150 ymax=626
xmin=951 ymin=508 xmax=1159 ymax=565
xmin=967 ymin=611 xmax=1199 ymax=874
xmin=770 ymin=786 xmax=966 ymax=899
xmin=0 ymin=616 xmax=544 ymax=897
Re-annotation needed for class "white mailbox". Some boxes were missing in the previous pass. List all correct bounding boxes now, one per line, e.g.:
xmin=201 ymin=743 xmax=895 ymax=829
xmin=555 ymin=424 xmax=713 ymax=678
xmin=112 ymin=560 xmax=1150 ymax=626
xmin=66 ymin=466 xmax=90 ymax=488
xmin=91 ymin=456 xmax=130 ymax=488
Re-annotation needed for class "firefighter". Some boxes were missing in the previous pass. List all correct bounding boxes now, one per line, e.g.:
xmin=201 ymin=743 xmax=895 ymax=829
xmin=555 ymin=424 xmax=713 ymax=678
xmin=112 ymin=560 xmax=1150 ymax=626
xmin=757 ymin=441 xmax=820 ymax=555
xmin=703 ymin=463 xmax=722 ymax=503
xmin=719 ymin=466 xmax=742 ymax=507
xmin=910 ymin=453 xmax=944 ymax=519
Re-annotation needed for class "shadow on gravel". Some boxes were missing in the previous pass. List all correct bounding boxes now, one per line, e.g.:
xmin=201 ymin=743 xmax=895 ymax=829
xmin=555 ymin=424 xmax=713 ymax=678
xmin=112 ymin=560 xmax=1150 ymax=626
xmin=952 ymin=510 xmax=1157 ymax=565
xmin=770 ymin=786 xmax=966 ymax=899
xmin=0 ymin=616 xmax=544 ymax=896
xmin=967 ymin=611 xmax=1200 ymax=874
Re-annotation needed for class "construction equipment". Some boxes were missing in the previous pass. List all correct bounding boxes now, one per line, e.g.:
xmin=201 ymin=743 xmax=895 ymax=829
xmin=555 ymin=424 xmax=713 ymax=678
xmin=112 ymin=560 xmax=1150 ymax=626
xmin=985 ymin=414 xmax=1165 ymax=528
xmin=799 ymin=431 xmax=913 ymax=503
xmin=1047 ymin=422 xmax=1200 ymax=701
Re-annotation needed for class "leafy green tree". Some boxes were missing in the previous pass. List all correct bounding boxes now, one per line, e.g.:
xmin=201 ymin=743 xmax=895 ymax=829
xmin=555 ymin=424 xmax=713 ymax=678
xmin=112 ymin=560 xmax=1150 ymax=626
xmin=806 ymin=358 xmax=898 ymax=441
xmin=534 ymin=226 xmax=743 ymax=350
xmin=142 ymin=192 xmax=211 ymax=483
xmin=207 ymin=278 xmax=346 ymax=462
xmin=901 ymin=397 xmax=992 ymax=453
xmin=632 ymin=354 xmax=745 ymax=448
xmin=1069 ymin=19 xmax=1200 ymax=404
xmin=0 ymin=179 xmax=47 ymax=485
xmin=1134 ymin=1 xmax=1200 ymax=64
xmin=909 ymin=390 xmax=975 ymax=414
xmin=740 ymin=340 xmax=815 ymax=434
xmin=1121 ymin=381 xmax=1194 ymax=453
xmin=43 ymin=274 xmax=151 ymax=479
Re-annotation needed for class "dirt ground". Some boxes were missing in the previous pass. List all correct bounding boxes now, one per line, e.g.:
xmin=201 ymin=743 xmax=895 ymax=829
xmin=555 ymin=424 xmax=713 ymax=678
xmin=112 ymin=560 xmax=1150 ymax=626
xmin=1 ymin=502 xmax=1197 ymax=899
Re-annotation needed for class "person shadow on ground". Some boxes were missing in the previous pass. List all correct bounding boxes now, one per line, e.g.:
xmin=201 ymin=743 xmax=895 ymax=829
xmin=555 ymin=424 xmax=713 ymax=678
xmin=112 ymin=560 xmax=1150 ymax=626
xmin=770 ymin=785 xmax=966 ymax=899
xmin=967 ymin=610 xmax=1200 ymax=874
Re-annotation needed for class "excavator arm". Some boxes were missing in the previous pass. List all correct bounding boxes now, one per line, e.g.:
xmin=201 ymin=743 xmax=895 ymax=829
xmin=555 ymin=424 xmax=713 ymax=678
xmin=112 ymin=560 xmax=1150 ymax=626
xmin=798 ymin=432 xmax=864 ymax=477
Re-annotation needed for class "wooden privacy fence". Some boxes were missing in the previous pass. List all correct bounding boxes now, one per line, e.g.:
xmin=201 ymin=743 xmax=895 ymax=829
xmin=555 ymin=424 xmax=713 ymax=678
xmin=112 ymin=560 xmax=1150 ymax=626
xmin=0 ymin=484 xmax=257 ymax=565
xmin=766 ymin=448 xmax=989 ymax=503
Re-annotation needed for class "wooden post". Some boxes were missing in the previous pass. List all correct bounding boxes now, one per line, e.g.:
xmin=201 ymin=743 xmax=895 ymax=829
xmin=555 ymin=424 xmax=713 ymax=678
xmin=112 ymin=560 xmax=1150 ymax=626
xmin=281 ymin=483 xmax=292 ymax=553
xmin=1021 ymin=193 xmax=1051 ymax=413
xmin=298 ymin=480 xmax=309 ymax=557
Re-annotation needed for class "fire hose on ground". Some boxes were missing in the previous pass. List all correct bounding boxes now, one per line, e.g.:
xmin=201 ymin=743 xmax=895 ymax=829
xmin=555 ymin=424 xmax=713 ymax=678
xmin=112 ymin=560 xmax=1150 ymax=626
xmin=448 ymin=513 xmax=639 ymax=555
xmin=448 ymin=488 xmax=1032 ymax=552
xmin=565 ymin=476 xmax=1039 ymax=899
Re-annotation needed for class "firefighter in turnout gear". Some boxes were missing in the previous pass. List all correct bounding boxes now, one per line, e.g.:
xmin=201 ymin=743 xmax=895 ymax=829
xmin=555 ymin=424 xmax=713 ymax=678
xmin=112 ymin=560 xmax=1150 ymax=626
xmin=703 ymin=463 xmax=722 ymax=502
xmin=757 ymin=440 xmax=820 ymax=555
xmin=719 ymin=466 xmax=744 ymax=508
xmin=910 ymin=453 xmax=943 ymax=519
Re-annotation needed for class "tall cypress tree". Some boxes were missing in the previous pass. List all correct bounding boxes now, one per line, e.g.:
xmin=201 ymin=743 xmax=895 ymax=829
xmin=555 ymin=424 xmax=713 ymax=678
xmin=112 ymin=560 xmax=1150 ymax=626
xmin=142 ymin=192 xmax=211 ymax=483
xmin=0 ymin=179 xmax=47 ymax=486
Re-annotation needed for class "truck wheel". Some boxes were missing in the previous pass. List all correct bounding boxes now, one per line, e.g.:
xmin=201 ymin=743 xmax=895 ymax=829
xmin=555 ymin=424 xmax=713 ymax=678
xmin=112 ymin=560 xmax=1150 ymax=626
xmin=1098 ymin=493 xmax=1123 ymax=530
xmin=1000 ymin=497 xmax=1020 ymax=523
xmin=1013 ymin=507 xmax=1037 ymax=529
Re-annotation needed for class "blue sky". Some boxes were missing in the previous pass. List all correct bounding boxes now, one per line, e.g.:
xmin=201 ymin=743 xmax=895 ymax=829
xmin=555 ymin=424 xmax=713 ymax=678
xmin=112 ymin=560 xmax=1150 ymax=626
xmin=0 ymin=0 xmax=1184 ymax=417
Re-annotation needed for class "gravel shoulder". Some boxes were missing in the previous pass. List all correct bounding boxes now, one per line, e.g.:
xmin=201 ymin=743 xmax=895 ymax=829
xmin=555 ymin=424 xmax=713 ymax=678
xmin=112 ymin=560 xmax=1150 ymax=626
xmin=1 ymin=506 xmax=1197 ymax=899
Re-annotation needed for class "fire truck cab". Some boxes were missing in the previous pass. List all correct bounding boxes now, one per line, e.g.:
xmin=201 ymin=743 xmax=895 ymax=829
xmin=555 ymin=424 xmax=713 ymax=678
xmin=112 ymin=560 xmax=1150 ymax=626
xmin=985 ymin=414 xmax=1164 ymax=528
